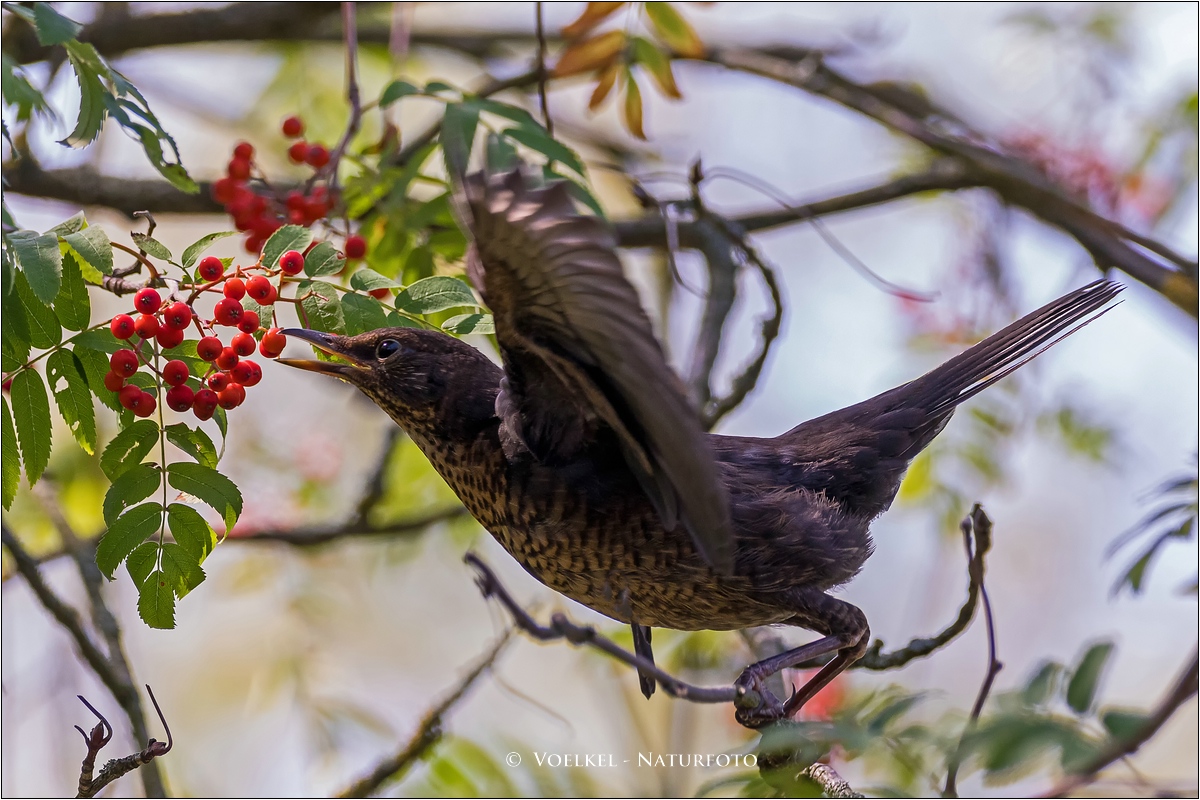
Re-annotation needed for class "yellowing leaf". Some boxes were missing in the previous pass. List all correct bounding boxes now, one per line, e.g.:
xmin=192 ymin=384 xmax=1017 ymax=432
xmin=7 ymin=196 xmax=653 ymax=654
xmin=589 ymin=62 xmax=621 ymax=110
xmin=631 ymin=36 xmax=681 ymax=99
xmin=562 ymin=2 xmax=626 ymax=39
xmin=554 ymin=30 xmax=626 ymax=78
xmin=644 ymin=2 xmax=705 ymax=58
xmin=622 ymin=72 xmax=646 ymax=140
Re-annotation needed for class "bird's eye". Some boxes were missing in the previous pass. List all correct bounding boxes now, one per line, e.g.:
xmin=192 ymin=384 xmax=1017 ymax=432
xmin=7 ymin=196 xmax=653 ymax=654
xmin=376 ymin=339 xmax=402 ymax=360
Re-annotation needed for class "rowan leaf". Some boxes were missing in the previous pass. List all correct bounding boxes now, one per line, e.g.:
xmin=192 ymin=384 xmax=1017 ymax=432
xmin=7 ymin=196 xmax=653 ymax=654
xmin=166 ymin=462 xmax=242 ymax=531
xmin=167 ymin=502 xmax=217 ymax=564
xmin=130 ymin=232 xmax=173 ymax=261
xmin=181 ymin=231 xmax=236 ymax=269
xmin=62 ymin=225 xmax=113 ymax=275
xmin=395 ymin=276 xmax=477 ymax=315
xmin=589 ymin=62 xmax=621 ymax=110
xmin=45 ymin=349 xmax=96 ymax=454
xmin=14 ymin=268 xmax=62 ymax=348
xmin=10 ymin=230 xmax=62 ymax=303
xmin=298 ymin=280 xmax=346 ymax=334
xmin=380 ymin=79 xmax=420 ymax=106
xmin=2 ymin=398 xmax=21 ymax=509
xmin=73 ymin=345 xmax=122 ymax=411
xmin=341 ymin=292 xmax=389 ymax=335
xmin=9 ymin=369 xmax=51 ymax=486
xmin=262 ymin=225 xmax=313 ymax=269
xmin=61 ymin=41 xmax=108 ymax=147
xmin=164 ymin=423 xmax=218 ymax=469
xmin=631 ymin=36 xmax=682 ymax=99
xmin=125 ymin=541 xmax=158 ymax=589
xmin=161 ymin=542 xmax=205 ymax=598
xmin=441 ymin=102 xmax=480 ymax=179
xmin=304 ymin=240 xmax=344 ymax=277
xmin=349 ymin=268 xmax=401 ymax=292
xmin=96 ymin=502 xmax=163 ymax=579
xmin=103 ymin=463 xmax=161 ymax=526
xmin=442 ymin=313 xmax=495 ymax=335
xmin=137 ymin=570 xmax=176 ymax=629
xmin=99 ymin=419 xmax=159 ymax=480
xmin=1066 ymin=641 xmax=1115 ymax=714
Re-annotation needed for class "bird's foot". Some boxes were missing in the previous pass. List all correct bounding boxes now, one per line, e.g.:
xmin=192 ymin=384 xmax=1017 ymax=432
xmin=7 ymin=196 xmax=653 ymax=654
xmin=733 ymin=670 xmax=787 ymax=728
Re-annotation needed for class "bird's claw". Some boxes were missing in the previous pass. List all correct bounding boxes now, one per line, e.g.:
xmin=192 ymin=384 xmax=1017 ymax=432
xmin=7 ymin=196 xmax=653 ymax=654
xmin=734 ymin=670 xmax=786 ymax=728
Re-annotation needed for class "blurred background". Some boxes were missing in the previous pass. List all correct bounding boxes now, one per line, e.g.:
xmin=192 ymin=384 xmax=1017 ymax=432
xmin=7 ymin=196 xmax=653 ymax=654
xmin=2 ymin=2 xmax=1197 ymax=797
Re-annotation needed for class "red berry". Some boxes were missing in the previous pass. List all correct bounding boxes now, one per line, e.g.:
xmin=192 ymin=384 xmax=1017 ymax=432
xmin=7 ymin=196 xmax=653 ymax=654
xmin=233 ymin=141 xmax=254 ymax=160
xmin=110 ymin=349 xmax=140 ymax=378
xmin=344 ymin=235 xmax=367 ymax=260
xmin=305 ymin=143 xmax=330 ymax=168
xmin=192 ymin=389 xmax=218 ymax=420
xmin=134 ymin=314 xmax=159 ymax=340
xmin=216 ymin=347 xmax=239 ymax=370
xmin=288 ymin=208 xmax=306 ymax=225
xmin=237 ymin=311 xmax=260 ymax=334
xmin=103 ymin=370 xmax=125 ymax=392
xmin=118 ymin=384 xmax=143 ymax=410
xmin=227 ymin=158 xmax=251 ymax=180
xmin=279 ymin=250 xmax=305 ymax=275
xmin=197 ymin=336 xmax=223 ymax=362
xmin=214 ymin=298 xmax=244 ymax=326
xmin=134 ymin=288 xmax=162 ymax=315
xmin=222 ymin=277 xmax=245 ymax=300
xmin=305 ymin=197 xmax=329 ymax=222
xmin=246 ymin=276 xmax=277 ymax=304
xmin=244 ymin=235 xmax=264 ymax=255
xmin=231 ymin=332 xmax=257 ymax=357
xmin=217 ymin=383 xmax=246 ymax=410
xmin=232 ymin=360 xmax=262 ymax=387
xmin=110 ymin=314 xmax=136 ymax=340
xmin=285 ymin=191 xmax=306 ymax=211
xmin=369 ymin=288 xmax=391 ymax=300
xmin=281 ymin=115 xmax=304 ymax=138
xmin=162 ymin=301 xmax=193 ymax=330
xmin=133 ymin=391 xmax=157 ymax=418
xmin=198 ymin=256 xmax=225 ymax=282
xmin=156 ymin=326 xmax=185 ymax=349
xmin=166 ymin=385 xmax=195 ymax=412
xmin=287 ymin=140 xmax=309 ymax=164
xmin=162 ymin=360 xmax=189 ymax=387
xmin=260 ymin=328 xmax=287 ymax=358
xmin=207 ymin=372 xmax=230 ymax=392
xmin=212 ymin=177 xmax=239 ymax=205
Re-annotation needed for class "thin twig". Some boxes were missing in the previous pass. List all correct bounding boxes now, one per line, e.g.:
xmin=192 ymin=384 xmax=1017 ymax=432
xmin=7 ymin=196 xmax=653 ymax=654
xmin=534 ymin=2 xmax=553 ymax=136
xmin=335 ymin=631 xmax=514 ymax=798
xmin=800 ymin=763 xmax=864 ymax=799
xmin=76 ymin=686 xmax=173 ymax=798
xmin=944 ymin=505 xmax=1002 ymax=798
xmin=323 ymin=2 xmax=362 ymax=197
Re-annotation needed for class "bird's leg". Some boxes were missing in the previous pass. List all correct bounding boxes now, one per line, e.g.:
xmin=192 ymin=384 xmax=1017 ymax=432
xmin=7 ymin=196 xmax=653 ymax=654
xmin=632 ymin=623 xmax=656 ymax=699
xmin=734 ymin=591 xmax=870 ymax=728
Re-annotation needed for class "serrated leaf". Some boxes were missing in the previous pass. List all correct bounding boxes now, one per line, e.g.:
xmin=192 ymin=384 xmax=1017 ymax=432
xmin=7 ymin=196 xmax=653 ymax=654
xmin=53 ymin=252 xmax=90 ymax=331
xmin=13 ymin=268 xmax=61 ymax=349
xmin=349 ymin=268 xmax=401 ymax=292
xmin=554 ymin=30 xmax=626 ymax=77
xmin=441 ymin=313 xmax=494 ymax=335
xmin=61 ymin=225 xmax=113 ymax=278
xmin=167 ymin=503 xmax=217 ymax=564
xmin=99 ymin=419 xmax=159 ymax=480
xmin=73 ymin=328 xmax=123 ymax=354
xmin=11 ymin=230 xmax=62 ymax=303
xmin=126 ymin=541 xmax=158 ymax=589
xmin=298 ymin=280 xmax=346 ymax=334
xmin=304 ymin=240 xmax=344 ymax=277
xmin=341 ymin=292 xmax=389 ymax=335
xmin=47 ymin=212 xmax=86 ymax=237
xmin=2 ymin=398 xmax=20 ymax=509
xmin=96 ymin=502 xmax=163 ymax=579
xmin=45 ymin=350 xmax=96 ymax=454
xmin=181 ymin=231 xmax=236 ymax=269
xmin=1 ymin=271 xmax=31 ymax=370
xmin=61 ymin=41 xmax=108 ymax=148
xmin=32 ymin=3 xmax=82 ymax=46
xmin=103 ymin=463 xmax=161 ymax=526
xmin=441 ymin=102 xmax=480 ymax=179
xmin=1066 ymin=641 xmax=1115 ymax=713
xmin=262 ymin=225 xmax=313 ymax=269
xmin=72 ymin=345 xmax=122 ymax=411
xmin=502 ymin=126 xmax=586 ymax=177
xmin=395 ymin=276 xmax=477 ymax=315
xmin=380 ymin=79 xmax=420 ymax=106
xmin=137 ymin=570 xmax=176 ymax=629
xmin=161 ymin=542 xmax=204 ymax=598
xmin=622 ymin=72 xmax=646 ymax=139
xmin=644 ymin=2 xmax=705 ymax=58
xmin=166 ymin=462 xmax=242 ymax=531
xmin=164 ymin=423 xmax=218 ymax=469
xmin=9 ymin=369 xmax=51 ymax=486
xmin=130 ymin=232 xmax=172 ymax=261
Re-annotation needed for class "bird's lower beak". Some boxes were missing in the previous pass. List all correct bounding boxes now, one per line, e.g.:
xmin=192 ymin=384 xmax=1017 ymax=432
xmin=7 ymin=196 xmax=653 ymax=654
xmin=276 ymin=328 xmax=367 ymax=377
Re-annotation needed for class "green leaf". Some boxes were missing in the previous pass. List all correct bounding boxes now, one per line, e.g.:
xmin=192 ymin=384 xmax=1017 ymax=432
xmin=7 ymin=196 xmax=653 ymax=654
xmin=1022 ymin=662 xmax=1063 ymax=707
xmin=1 ymin=266 xmax=31 ymax=371
xmin=32 ymin=3 xmax=82 ymax=46
xmin=349 ymin=268 xmax=401 ymax=292
xmin=424 ymin=80 xmax=457 ymax=96
xmin=10 ymin=230 xmax=62 ymax=302
xmin=164 ymin=423 xmax=218 ymax=469
xmin=304 ymin=240 xmax=344 ymax=277
xmin=1066 ymin=641 xmax=1115 ymax=714
xmin=103 ymin=463 xmax=161 ymax=526
xmin=9 ymin=369 xmax=51 ymax=486
xmin=262 ymin=225 xmax=313 ymax=269
xmin=62 ymin=225 xmax=113 ymax=276
xmin=130 ymin=232 xmax=173 ymax=261
xmin=181 ymin=231 xmax=236 ymax=269
xmin=61 ymin=41 xmax=109 ymax=147
xmin=485 ymin=131 xmax=520 ymax=172
xmin=441 ymin=102 xmax=480 ymax=179
xmin=13 ymin=268 xmax=62 ymax=348
xmin=137 ymin=570 xmax=176 ymax=629
xmin=441 ymin=313 xmax=494 ymax=335
xmin=1101 ymin=709 xmax=1149 ymax=741
xmin=125 ymin=541 xmax=157 ymax=589
xmin=96 ymin=502 xmax=163 ymax=579
xmin=73 ymin=328 xmax=123 ymax=354
xmin=341 ymin=292 xmax=389 ymax=335
xmin=2 ymin=398 xmax=21 ymax=510
xmin=47 ymin=212 xmax=86 ymax=237
xmin=161 ymin=542 xmax=205 ymax=598
xmin=395 ymin=276 xmax=477 ymax=315
xmin=166 ymin=462 xmax=242 ymax=531
xmin=167 ymin=503 xmax=217 ymax=564
xmin=45 ymin=350 xmax=96 ymax=454
xmin=502 ymin=126 xmax=586 ymax=177
xmin=380 ymin=79 xmax=420 ymax=106
xmin=298 ymin=280 xmax=346 ymax=334
xmin=99 ymin=419 xmax=160 ymax=480
xmin=644 ymin=2 xmax=705 ymax=58
xmin=53 ymin=252 xmax=91 ymax=331
xmin=72 ymin=345 xmax=122 ymax=411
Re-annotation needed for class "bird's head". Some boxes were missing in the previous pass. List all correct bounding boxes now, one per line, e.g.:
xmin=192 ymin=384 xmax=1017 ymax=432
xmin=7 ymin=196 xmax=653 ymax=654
xmin=278 ymin=327 xmax=502 ymax=436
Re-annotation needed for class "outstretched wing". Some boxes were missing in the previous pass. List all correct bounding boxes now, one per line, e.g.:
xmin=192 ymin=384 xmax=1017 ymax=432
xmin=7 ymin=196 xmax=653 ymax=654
xmin=458 ymin=168 xmax=734 ymax=574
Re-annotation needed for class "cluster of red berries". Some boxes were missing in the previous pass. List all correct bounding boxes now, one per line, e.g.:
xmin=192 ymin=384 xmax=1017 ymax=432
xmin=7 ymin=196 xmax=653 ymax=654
xmin=209 ymin=116 xmax=337 ymax=254
xmin=104 ymin=258 xmax=294 ymax=420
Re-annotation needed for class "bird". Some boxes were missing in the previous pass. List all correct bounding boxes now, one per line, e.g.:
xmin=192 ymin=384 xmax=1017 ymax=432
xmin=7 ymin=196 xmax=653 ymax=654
xmin=280 ymin=166 xmax=1121 ymax=726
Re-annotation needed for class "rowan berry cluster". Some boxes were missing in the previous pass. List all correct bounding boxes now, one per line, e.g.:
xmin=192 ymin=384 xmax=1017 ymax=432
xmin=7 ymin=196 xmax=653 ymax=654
xmin=103 ymin=254 xmax=297 ymax=421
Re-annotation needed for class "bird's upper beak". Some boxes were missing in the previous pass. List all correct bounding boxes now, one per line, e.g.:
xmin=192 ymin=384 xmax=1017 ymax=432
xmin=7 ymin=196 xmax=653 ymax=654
xmin=276 ymin=328 xmax=368 ymax=377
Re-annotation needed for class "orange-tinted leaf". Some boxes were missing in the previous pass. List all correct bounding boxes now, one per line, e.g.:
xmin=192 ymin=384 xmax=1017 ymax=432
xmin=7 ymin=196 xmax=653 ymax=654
xmin=622 ymin=71 xmax=646 ymax=140
xmin=589 ymin=62 xmax=622 ymax=110
xmin=554 ymin=30 xmax=627 ymax=78
xmin=644 ymin=2 xmax=705 ymax=58
xmin=562 ymin=2 xmax=626 ymax=39
xmin=631 ymin=36 xmax=681 ymax=99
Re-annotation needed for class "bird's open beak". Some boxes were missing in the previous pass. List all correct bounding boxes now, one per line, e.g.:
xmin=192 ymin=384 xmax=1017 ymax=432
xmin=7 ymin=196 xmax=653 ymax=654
xmin=276 ymin=328 xmax=368 ymax=377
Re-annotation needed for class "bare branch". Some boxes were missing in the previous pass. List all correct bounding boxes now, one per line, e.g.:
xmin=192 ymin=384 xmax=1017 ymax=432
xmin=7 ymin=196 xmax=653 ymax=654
xmin=75 ymin=686 xmax=173 ymax=799
xmin=233 ymin=505 xmax=468 ymax=546
xmin=800 ymin=763 xmax=864 ymax=799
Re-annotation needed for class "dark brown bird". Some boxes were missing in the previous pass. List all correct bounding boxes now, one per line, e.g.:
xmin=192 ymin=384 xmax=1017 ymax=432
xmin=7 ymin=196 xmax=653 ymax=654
xmin=281 ymin=168 xmax=1121 ymax=725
